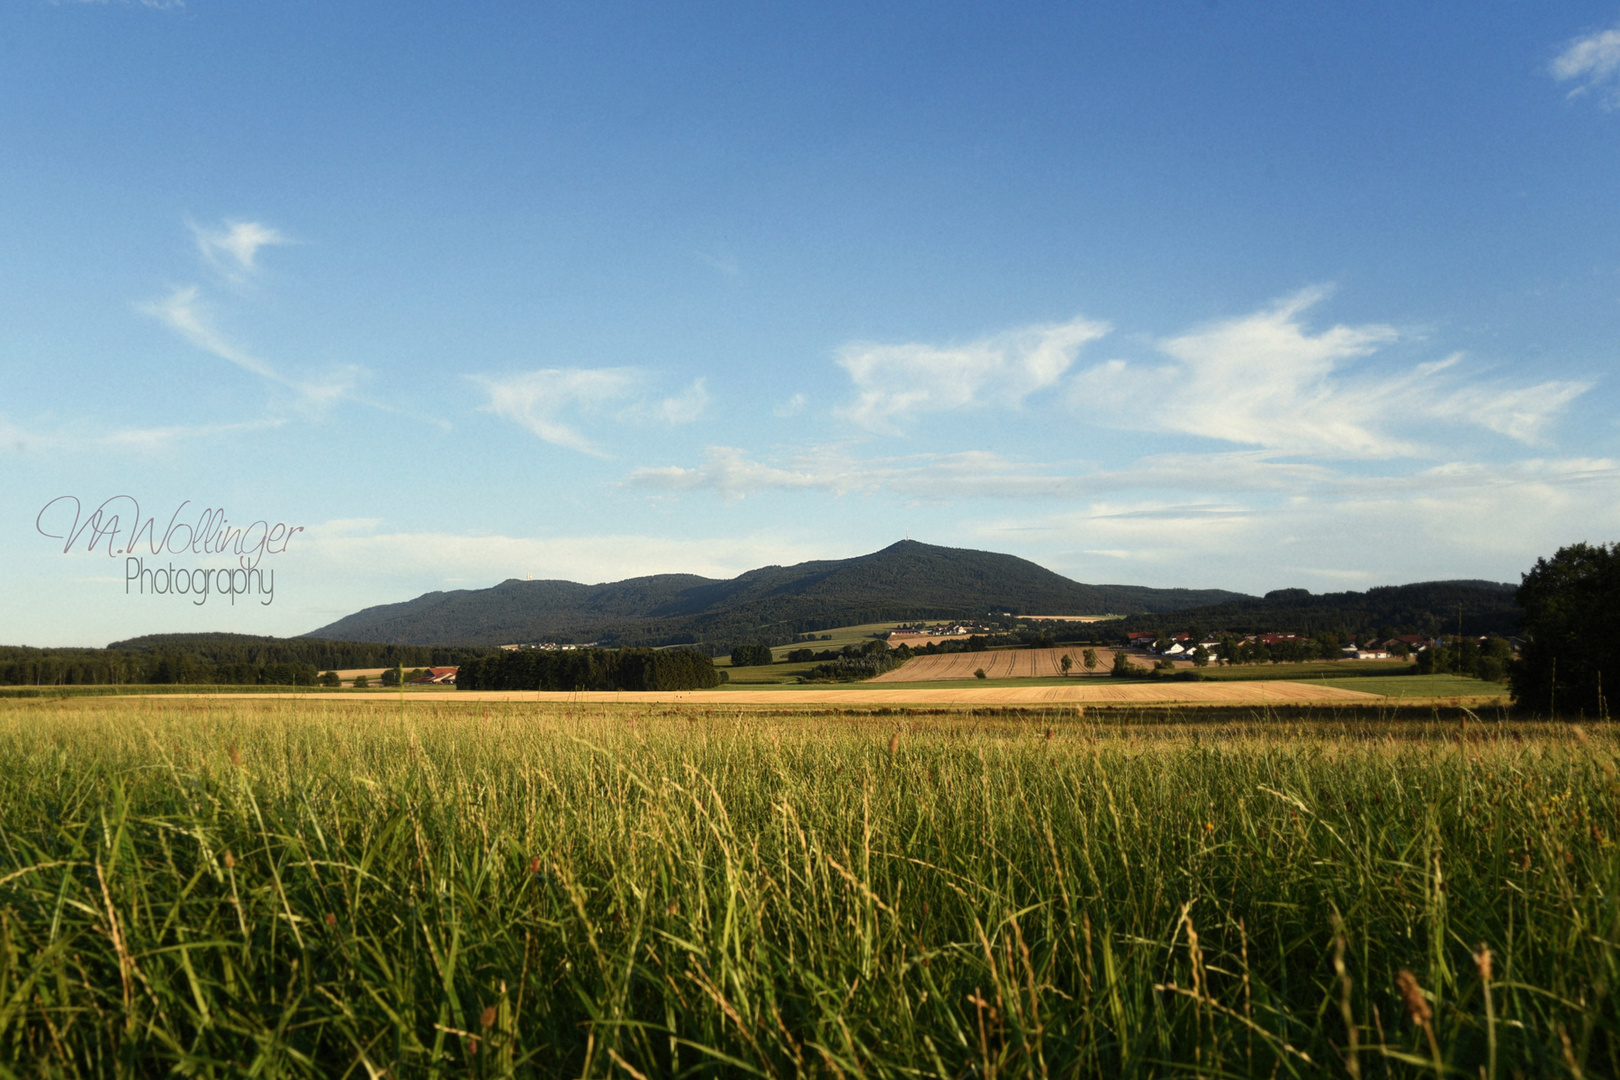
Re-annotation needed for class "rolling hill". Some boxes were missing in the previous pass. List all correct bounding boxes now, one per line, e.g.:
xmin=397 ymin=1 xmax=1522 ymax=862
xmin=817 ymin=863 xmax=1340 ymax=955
xmin=303 ymin=540 xmax=1249 ymax=649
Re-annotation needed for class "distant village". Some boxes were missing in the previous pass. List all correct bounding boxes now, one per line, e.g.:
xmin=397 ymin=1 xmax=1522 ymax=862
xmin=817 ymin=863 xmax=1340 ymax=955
xmin=880 ymin=621 xmax=1521 ymax=665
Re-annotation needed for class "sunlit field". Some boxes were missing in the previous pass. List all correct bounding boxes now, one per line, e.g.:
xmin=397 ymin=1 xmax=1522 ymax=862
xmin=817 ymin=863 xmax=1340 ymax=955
xmin=0 ymin=696 xmax=1613 ymax=1077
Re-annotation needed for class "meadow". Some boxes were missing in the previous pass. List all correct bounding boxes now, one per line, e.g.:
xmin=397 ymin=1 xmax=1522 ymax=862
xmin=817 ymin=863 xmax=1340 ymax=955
xmin=0 ymin=696 xmax=1613 ymax=1078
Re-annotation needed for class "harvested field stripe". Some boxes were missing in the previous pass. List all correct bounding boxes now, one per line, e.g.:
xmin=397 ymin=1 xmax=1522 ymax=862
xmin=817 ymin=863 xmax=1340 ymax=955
xmin=136 ymin=681 xmax=1383 ymax=706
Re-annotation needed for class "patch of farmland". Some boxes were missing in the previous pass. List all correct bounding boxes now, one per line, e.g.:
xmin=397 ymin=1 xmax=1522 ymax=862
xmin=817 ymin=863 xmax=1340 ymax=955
xmin=871 ymin=646 xmax=1118 ymax=682
xmin=153 ymin=681 xmax=1380 ymax=705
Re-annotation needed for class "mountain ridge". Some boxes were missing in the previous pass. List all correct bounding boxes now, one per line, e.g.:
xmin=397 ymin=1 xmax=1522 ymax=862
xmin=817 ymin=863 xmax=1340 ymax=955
xmin=303 ymin=540 xmax=1250 ymax=649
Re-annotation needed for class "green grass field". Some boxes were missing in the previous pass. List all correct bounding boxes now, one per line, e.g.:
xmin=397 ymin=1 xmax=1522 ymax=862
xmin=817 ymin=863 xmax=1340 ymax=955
xmin=0 ymin=696 xmax=1612 ymax=1077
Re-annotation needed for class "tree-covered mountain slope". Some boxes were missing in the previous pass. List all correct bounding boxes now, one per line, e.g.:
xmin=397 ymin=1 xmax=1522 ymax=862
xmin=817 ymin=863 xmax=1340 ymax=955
xmin=303 ymin=540 xmax=1249 ymax=648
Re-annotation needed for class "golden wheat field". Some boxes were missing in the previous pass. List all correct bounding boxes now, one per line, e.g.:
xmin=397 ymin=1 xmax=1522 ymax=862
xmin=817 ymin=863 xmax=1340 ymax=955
xmin=150 ymin=680 xmax=1382 ymax=705
xmin=870 ymin=645 xmax=1119 ymax=681
xmin=0 ymin=694 xmax=1613 ymax=1076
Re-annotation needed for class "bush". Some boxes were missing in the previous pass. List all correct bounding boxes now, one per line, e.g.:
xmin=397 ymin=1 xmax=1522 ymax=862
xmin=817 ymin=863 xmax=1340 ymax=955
xmin=786 ymin=649 xmax=816 ymax=663
xmin=319 ymin=671 xmax=341 ymax=687
xmin=974 ymin=668 xmax=987 ymax=680
xmin=352 ymin=675 xmax=369 ymax=688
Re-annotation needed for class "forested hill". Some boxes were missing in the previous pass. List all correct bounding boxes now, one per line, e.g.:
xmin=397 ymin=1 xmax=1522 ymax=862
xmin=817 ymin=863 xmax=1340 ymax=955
xmin=304 ymin=540 xmax=1250 ymax=649
xmin=1112 ymin=580 xmax=1521 ymax=639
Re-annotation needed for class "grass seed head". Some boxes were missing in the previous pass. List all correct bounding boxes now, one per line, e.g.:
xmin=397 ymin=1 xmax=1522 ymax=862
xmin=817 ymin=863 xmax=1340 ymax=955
xmin=1474 ymin=944 xmax=1492 ymax=981
xmin=223 ymin=850 xmax=235 ymax=870
xmin=480 ymin=1005 xmax=497 ymax=1028
xmin=1395 ymin=969 xmax=1432 ymax=1026
xmin=888 ymin=731 xmax=899 ymax=756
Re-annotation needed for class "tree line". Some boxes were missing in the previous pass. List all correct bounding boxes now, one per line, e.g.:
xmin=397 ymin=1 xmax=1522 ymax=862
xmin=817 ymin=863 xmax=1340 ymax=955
xmin=0 ymin=634 xmax=494 ymax=688
xmin=454 ymin=648 xmax=724 ymax=692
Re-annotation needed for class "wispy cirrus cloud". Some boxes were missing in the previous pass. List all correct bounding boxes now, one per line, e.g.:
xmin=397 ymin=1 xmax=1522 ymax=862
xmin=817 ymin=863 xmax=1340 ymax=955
xmin=140 ymin=286 xmax=358 ymax=410
xmin=1069 ymin=288 xmax=1588 ymax=456
xmin=297 ymin=519 xmax=833 ymax=598
xmin=54 ymin=0 xmax=184 ymax=9
xmin=474 ymin=369 xmax=709 ymax=455
xmin=1552 ymin=23 xmax=1620 ymax=107
xmin=1 ymin=415 xmax=286 ymax=456
xmin=190 ymin=219 xmax=292 ymax=278
xmin=627 ymin=445 xmax=1333 ymax=502
xmin=836 ymin=316 xmax=1109 ymax=432
xmin=473 ymin=368 xmax=637 ymax=455
xmin=656 ymin=378 xmax=709 ymax=424
xmin=976 ymin=457 xmax=1620 ymax=586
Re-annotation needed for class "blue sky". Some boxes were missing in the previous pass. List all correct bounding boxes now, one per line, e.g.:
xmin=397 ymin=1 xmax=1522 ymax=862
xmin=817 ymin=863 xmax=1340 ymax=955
xmin=6 ymin=2 xmax=1620 ymax=646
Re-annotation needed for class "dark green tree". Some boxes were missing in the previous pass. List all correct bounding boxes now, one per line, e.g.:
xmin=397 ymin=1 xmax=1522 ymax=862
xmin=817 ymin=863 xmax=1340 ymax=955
xmin=1512 ymin=542 xmax=1620 ymax=716
xmin=730 ymin=643 xmax=775 ymax=667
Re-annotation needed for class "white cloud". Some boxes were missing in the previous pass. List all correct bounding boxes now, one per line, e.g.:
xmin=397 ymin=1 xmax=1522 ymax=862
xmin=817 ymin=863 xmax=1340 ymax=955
xmin=1552 ymin=24 xmax=1620 ymax=106
xmin=836 ymin=316 xmax=1109 ymax=431
xmin=0 ymin=415 xmax=286 ymax=456
xmin=474 ymin=368 xmax=712 ymax=454
xmin=1426 ymin=379 xmax=1591 ymax=444
xmin=140 ymin=286 xmax=358 ymax=409
xmin=975 ymin=456 xmax=1620 ymax=591
xmin=657 ymin=378 xmax=709 ymax=424
xmin=473 ymin=368 xmax=636 ymax=455
xmin=191 ymin=220 xmax=291 ymax=276
xmin=773 ymin=392 xmax=807 ymax=418
xmin=627 ymin=445 xmax=1333 ymax=502
xmin=56 ymin=0 xmax=183 ymax=9
xmin=1071 ymin=288 xmax=1588 ymax=456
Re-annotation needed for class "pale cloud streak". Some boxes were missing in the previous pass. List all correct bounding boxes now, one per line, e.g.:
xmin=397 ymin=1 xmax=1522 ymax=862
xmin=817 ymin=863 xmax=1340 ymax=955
xmin=298 ymin=519 xmax=834 ymax=596
xmin=191 ymin=219 xmax=292 ymax=278
xmin=656 ymin=378 xmax=709 ymax=424
xmin=1 ymin=415 xmax=286 ymax=456
xmin=474 ymin=368 xmax=711 ymax=454
xmin=975 ymin=456 xmax=1620 ymax=590
xmin=1070 ymin=289 xmax=1588 ymax=455
xmin=473 ymin=368 xmax=637 ymax=455
xmin=836 ymin=316 xmax=1109 ymax=431
xmin=1552 ymin=23 xmax=1620 ymax=107
xmin=627 ymin=445 xmax=1333 ymax=502
xmin=140 ymin=286 xmax=358 ymax=410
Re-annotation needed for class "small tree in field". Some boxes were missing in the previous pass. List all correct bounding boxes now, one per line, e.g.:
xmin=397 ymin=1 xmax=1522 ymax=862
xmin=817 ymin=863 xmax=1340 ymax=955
xmin=352 ymin=675 xmax=369 ymax=688
xmin=1060 ymin=653 xmax=1073 ymax=676
xmin=1110 ymin=651 xmax=1135 ymax=678
xmin=1083 ymin=648 xmax=1098 ymax=672
xmin=974 ymin=668 xmax=987 ymax=680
